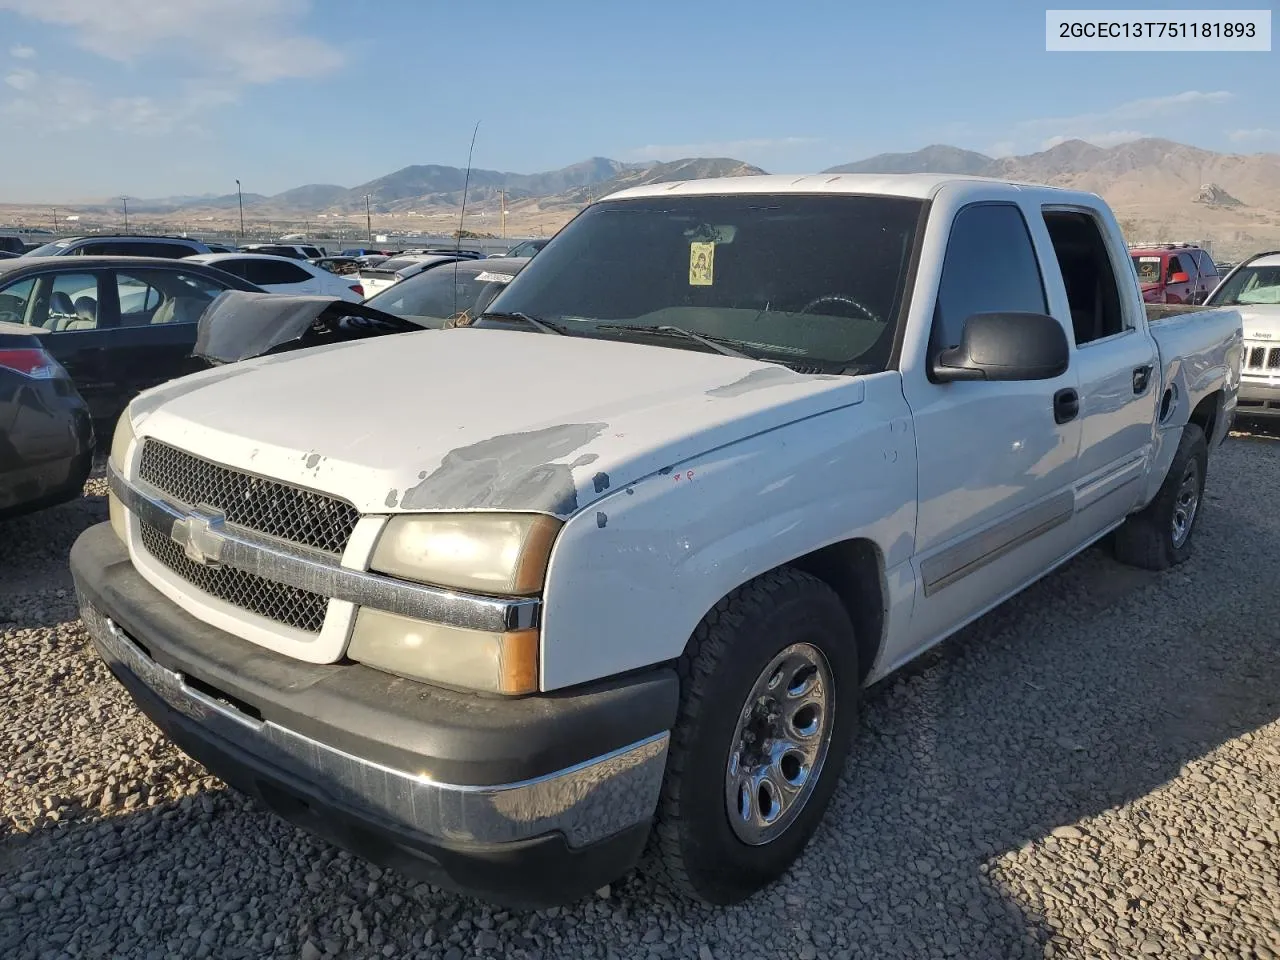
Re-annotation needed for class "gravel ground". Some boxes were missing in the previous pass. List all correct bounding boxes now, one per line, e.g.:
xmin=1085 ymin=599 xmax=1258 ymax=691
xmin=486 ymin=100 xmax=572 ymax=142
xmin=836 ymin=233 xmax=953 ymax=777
xmin=2 ymin=428 xmax=1279 ymax=960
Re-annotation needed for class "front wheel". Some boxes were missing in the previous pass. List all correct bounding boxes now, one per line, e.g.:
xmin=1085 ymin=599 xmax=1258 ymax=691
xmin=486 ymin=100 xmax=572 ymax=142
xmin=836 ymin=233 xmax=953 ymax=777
xmin=651 ymin=567 xmax=860 ymax=904
xmin=1113 ymin=422 xmax=1208 ymax=570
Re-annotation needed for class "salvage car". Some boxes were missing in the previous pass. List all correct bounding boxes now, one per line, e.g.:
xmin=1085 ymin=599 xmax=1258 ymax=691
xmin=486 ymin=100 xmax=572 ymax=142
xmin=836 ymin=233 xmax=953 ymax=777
xmin=0 ymin=256 xmax=260 ymax=435
xmin=73 ymin=175 xmax=1242 ymax=910
xmin=355 ymin=254 xmax=463 ymax=299
xmin=362 ymin=256 xmax=527 ymax=325
xmin=0 ymin=324 xmax=93 ymax=518
xmin=1204 ymin=249 xmax=1280 ymax=417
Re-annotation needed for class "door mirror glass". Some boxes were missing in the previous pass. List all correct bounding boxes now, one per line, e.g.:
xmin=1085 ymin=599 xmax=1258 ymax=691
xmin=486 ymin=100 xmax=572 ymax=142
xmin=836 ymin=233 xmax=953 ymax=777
xmin=1169 ymin=271 xmax=1190 ymax=284
xmin=930 ymin=311 xmax=1069 ymax=383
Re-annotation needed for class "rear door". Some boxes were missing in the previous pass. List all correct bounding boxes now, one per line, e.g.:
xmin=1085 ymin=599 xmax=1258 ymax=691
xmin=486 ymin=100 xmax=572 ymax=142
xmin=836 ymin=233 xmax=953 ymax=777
xmin=902 ymin=199 xmax=1083 ymax=649
xmin=96 ymin=266 xmax=234 ymax=417
xmin=19 ymin=267 xmax=121 ymax=423
xmin=1042 ymin=208 xmax=1157 ymax=532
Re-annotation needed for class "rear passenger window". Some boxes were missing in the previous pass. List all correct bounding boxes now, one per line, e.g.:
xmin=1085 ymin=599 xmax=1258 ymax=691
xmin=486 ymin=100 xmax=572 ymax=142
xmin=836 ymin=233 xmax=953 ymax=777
xmin=246 ymin=261 xmax=311 ymax=285
xmin=932 ymin=204 xmax=1046 ymax=352
xmin=1042 ymin=211 xmax=1126 ymax=345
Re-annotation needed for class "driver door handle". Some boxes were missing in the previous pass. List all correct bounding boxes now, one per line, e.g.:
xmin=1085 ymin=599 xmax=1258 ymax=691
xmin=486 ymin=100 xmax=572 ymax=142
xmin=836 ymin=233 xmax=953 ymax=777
xmin=1053 ymin=388 xmax=1079 ymax=424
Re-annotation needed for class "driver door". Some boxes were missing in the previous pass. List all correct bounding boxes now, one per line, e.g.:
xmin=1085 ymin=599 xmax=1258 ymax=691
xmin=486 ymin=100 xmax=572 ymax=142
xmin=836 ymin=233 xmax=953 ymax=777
xmin=900 ymin=201 xmax=1083 ymax=653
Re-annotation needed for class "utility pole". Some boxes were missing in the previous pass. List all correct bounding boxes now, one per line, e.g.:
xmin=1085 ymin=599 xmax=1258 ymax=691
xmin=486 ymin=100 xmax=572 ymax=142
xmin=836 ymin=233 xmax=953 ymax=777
xmin=122 ymin=197 xmax=129 ymax=232
xmin=364 ymin=195 xmax=373 ymax=243
xmin=500 ymin=188 xmax=507 ymax=240
xmin=235 ymin=179 xmax=245 ymax=241
xmin=51 ymin=208 xmax=57 ymax=233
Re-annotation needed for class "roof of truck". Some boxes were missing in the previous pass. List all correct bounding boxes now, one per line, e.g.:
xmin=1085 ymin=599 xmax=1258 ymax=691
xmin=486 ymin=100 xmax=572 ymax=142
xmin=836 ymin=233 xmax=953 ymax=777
xmin=602 ymin=173 xmax=1078 ymax=202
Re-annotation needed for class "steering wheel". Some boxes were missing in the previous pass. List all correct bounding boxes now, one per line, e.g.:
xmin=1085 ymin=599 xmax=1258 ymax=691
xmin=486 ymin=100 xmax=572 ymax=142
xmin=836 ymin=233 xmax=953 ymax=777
xmin=0 ymin=310 xmax=22 ymax=325
xmin=799 ymin=295 xmax=882 ymax=325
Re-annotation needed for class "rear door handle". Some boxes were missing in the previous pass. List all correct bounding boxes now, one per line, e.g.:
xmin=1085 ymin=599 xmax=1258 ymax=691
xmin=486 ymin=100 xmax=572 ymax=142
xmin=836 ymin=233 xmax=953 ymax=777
xmin=1053 ymin=388 xmax=1079 ymax=424
xmin=1132 ymin=364 xmax=1153 ymax=394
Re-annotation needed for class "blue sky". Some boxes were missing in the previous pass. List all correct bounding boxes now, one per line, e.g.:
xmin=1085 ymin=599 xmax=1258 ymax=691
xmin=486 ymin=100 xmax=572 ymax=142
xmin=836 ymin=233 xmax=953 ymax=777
xmin=1 ymin=0 xmax=1275 ymax=201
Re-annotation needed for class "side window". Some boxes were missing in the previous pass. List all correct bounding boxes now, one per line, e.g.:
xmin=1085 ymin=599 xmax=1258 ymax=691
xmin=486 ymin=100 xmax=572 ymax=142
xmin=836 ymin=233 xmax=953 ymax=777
xmin=211 ymin=259 xmax=250 ymax=280
xmin=249 ymin=261 xmax=311 ymax=285
xmin=34 ymin=273 xmax=99 ymax=331
xmin=115 ymin=269 xmax=227 ymax=327
xmin=116 ymin=273 xmax=160 ymax=323
xmin=76 ymin=243 xmax=111 ymax=256
xmin=1042 ymin=210 xmax=1126 ymax=346
xmin=1167 ymin=255 xmax=1185 ymax=280
xmin=1196 ymin=250 xmax=1217 ymax=278
xmin=932 ymin=203 xmax=1046 ymax=351
xmin=0 ymin=277 xmax=37 ymax=324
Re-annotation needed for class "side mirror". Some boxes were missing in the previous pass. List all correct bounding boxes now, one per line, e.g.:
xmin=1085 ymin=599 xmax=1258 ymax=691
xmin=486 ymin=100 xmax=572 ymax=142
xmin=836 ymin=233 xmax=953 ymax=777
xmin=1169 ymin=271 xmax=1190 ymax=284
xmin=931 ymin=312 xmax=1069 ymax=383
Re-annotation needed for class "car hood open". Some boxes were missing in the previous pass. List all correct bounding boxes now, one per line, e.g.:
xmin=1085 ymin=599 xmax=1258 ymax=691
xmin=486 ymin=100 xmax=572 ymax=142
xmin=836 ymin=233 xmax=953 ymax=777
xmin=193 ymin=290 xmax=424 ymax=365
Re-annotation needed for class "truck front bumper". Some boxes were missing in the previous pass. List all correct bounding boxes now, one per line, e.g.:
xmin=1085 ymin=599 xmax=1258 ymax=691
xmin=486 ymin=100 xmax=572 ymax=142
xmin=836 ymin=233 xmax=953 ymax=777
xmin=70 ymin=522 xmax=678 ymax=907
xmin=1238 ymin=378 xmax=1280 ymax=418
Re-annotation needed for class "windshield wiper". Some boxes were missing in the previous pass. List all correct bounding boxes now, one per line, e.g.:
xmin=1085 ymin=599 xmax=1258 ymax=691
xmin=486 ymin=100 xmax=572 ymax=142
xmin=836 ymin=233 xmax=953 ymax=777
xmin=596 ymin=323 xmax=755 ymax=359
xmin=476 ymin=310 xmax=568 ymax=335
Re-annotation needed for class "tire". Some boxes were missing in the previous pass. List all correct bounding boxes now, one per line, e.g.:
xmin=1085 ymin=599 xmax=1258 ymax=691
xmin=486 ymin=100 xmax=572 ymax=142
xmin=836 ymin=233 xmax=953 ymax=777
xmin=1113 ymin=422 xmax=1208 ymax=571
xmin=651 ymin=567 xmax=860 ymax=904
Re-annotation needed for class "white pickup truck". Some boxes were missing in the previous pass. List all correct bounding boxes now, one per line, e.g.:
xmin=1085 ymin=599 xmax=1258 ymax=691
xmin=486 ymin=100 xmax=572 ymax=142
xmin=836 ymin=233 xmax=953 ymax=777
xmin=71 ymin=174 xmax=1243 ymax=909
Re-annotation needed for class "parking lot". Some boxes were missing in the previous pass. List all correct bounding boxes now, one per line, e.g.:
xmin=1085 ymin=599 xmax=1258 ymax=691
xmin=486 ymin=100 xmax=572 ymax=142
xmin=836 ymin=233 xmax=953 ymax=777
xmin=1 ymin=425 xmax=1277 ymax=960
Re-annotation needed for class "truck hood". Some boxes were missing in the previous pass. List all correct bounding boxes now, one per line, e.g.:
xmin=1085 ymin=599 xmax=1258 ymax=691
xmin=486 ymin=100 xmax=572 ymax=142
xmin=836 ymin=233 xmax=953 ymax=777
xmin=128 ymin=328 xmax=866 ymax=518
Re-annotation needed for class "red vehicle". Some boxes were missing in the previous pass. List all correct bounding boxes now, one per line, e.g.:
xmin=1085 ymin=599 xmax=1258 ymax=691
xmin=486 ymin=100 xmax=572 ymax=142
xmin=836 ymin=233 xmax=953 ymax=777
xmin=1130 ymin=244 xmax=1220 ymax=305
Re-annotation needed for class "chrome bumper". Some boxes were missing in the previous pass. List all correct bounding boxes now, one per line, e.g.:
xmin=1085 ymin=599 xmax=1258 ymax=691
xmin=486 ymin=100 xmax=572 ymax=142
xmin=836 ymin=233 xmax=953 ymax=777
xmin=81 ymin=598 xmax=669 ymax=849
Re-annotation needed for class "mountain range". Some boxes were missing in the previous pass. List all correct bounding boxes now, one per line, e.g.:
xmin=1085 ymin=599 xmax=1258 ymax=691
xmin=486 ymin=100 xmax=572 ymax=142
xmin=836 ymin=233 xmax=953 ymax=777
xmin=64 ymin=137 xmax=1280 ymax=258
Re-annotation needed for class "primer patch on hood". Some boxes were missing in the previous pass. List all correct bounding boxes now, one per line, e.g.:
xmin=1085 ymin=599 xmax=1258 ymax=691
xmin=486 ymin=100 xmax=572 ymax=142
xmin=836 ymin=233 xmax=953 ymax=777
xmin=400 ymin=422 xmax=608 ymax=515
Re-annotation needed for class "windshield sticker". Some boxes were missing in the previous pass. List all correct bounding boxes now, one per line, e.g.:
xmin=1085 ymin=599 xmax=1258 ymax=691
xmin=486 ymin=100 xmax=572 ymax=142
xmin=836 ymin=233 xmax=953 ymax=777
xmin=474 ymin=271 xmax=515 ymax=283
xmin=689 ymin=242 xmax=714 ymax=286
xmin=1138 ymin=256 xmax=1160 ymax=263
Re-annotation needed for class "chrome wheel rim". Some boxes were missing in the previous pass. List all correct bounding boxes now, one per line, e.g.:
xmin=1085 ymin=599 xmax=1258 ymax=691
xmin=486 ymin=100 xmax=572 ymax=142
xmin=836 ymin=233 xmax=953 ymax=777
xmin=725 ymin=642 xmax=835 ymax=846
xmin=1171 ymin=458 xmax=1201 ymax=548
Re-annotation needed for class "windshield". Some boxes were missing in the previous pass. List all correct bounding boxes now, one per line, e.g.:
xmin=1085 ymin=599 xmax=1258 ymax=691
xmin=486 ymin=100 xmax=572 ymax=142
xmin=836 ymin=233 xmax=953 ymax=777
xmin=1208 ymin=264 xmax=1280 ymax=306
xmin=1132 ymin=255 xmax=1163 ymax=285
xmin=25 ymin=239 xmax=74 ymax=257
xmin=364 ymin=263 xmax=518 ymax=325
xmin=481 ymin=194 xmax=924 ymax=370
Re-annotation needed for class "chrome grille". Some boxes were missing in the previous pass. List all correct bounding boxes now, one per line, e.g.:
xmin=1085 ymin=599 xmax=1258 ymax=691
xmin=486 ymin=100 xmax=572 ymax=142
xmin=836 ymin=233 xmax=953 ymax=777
xmin=138 ymin=439 xmax=359 ymax=555
xmin=1244 ymin=344 xmax=1280 ymax=373
xmin=139 ymin=518 xmax=329 ymax=633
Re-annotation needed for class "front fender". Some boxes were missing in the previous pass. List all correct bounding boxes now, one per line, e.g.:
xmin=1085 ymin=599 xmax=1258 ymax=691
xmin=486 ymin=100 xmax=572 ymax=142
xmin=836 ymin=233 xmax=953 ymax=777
xmin=538 ymin=374 xmax=918 ymax=691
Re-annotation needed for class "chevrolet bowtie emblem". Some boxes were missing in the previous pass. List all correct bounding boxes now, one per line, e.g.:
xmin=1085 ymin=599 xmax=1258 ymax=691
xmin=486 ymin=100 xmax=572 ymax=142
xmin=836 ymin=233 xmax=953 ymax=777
xmin=171 ymin=505 xmax=227 ymax=566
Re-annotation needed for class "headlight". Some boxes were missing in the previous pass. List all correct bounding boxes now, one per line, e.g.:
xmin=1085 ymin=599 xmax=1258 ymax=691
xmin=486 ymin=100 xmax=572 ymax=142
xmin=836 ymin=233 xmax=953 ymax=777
xmin=356 ymin=513 xmax=561 ymax=694
xmin=370 ymin=513 xmax=561 ymax=595
xmin=348 ymin=609 xmax=538 ymax=695
xmin=107 ymin=410 xmax=136 ymax=543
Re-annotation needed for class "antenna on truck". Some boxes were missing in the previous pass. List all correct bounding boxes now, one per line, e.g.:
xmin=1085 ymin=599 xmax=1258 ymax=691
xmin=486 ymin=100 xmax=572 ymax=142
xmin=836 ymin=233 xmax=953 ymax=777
xmin=453 ymin=120 xmax=481 ymax=321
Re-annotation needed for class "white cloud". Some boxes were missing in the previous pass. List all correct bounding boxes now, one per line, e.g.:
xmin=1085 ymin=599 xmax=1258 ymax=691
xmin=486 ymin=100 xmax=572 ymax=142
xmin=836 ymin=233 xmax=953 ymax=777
xmin=0 ymin=68 xmax=226 ymax=136
xmin=1040 ymin=130 xmax=1147 ymax=150
xmin=1006 ymin=90 xmax=1232 ymax=153
xmin=621 ymin=136 xmax=821 ymax=162
xmin=0 ymin=0 xmax=340 ymax=140
xmin=0 ymin=0 xmax=342 ymax=83
xmin=9 ymin=44 xmax=36 ymax=58
xmin=1228 ymin=128 xmax=1279 ymax=145
xmin=4 ymin=66 xmax=35 ymax=89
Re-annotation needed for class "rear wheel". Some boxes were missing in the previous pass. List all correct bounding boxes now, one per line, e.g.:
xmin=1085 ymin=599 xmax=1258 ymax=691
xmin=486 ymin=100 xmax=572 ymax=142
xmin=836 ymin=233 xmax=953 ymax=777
xmin=1113 ymin=422 xmax=1207 ymax=570
xmin=651 ymin=567 xmax=860 ymax=904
